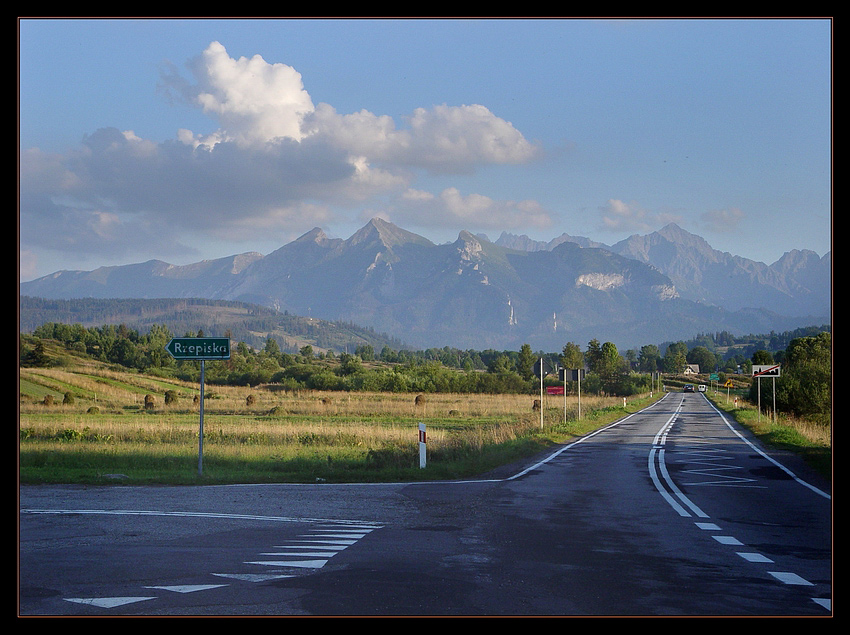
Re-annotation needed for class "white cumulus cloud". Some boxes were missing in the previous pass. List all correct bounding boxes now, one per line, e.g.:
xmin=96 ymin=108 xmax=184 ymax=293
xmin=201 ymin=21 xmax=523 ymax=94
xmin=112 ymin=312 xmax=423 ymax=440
xmin=21 ymin=41 xmax=546 ymax=274
xmin=162 ymin=41 xmax=315 ymax=147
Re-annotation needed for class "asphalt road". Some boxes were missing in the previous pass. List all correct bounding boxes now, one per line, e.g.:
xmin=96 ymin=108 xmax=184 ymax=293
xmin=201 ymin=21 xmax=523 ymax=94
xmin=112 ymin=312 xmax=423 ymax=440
xmin=19 ymin=392 xmax=832 ymax=617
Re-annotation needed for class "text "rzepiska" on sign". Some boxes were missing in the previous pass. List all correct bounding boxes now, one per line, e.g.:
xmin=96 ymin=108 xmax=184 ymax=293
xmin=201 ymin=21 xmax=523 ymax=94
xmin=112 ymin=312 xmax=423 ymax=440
xmin=165 ymin=337 xmax=231 ymax=360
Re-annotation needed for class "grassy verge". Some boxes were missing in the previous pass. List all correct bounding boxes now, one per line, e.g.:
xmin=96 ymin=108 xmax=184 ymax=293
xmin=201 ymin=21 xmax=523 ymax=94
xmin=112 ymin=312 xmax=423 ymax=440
xmin=20 ymin=370 xmax=662 ymax=485
xmin=705 ymin=391 xmax=831 ymax=480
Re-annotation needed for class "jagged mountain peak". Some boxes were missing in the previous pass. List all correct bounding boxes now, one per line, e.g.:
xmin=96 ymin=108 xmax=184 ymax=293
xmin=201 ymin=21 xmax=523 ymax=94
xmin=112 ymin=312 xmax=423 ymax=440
xmin=771 ymin=248 xmax=827 ymax=272
xmin=496 ymin=230 xmax=607 ymax=252
xmin=347 ymin=217 xmax=434 ymax=250
xmin=614 ymin=223 xmax=715 ymax=259
xmin=456 ymin=229 xmax=484 ymax=244
xmin=293 ymin=227 xmax=331 ymax=245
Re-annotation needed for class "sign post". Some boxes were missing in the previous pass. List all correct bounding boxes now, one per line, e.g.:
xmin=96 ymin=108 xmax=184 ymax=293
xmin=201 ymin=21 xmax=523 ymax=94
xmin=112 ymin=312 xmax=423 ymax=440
xmin=539 ymin=358 xmax=544 ymax=428
xmin=559 ymin=368 xmax=586 ymax=420
xmin=752 ymin=364 xmax=780 ymax=422
xmin=710 ymin=373 xmax=719 ymax=392
xmin=563 ymin=367 xmax=567 ymax=423
xmin=164 ymin=337 xmax=231 ymax=475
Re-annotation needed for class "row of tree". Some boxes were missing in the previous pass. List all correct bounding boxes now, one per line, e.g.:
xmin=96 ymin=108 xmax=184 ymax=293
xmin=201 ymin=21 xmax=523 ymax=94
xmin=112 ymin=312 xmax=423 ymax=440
xmin=21 ymin=322 xmax=830 ymax=417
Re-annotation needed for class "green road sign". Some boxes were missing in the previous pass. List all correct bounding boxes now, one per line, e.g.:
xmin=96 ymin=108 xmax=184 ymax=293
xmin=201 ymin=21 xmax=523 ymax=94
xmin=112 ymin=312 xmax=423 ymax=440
xmin=165 ymin=337 xmax=231 ymax=360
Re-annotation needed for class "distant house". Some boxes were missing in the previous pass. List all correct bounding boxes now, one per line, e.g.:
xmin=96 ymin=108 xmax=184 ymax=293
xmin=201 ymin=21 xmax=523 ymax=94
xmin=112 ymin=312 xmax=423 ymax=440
xmin=684 ymin=364 xmax=700 ymax=375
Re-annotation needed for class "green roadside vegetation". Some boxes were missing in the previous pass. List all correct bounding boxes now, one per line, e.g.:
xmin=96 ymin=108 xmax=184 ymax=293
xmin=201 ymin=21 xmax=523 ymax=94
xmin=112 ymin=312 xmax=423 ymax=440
xmin=19 ymin=327 xmax=830 ymax=486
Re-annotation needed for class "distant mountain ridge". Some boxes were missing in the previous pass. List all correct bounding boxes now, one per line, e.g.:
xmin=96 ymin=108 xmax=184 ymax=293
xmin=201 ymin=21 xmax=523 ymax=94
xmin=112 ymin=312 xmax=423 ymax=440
xmin=495 ymin=222 xmax=830 ymax=318
xmin=20 ymin=218 xmax=830 ymax=350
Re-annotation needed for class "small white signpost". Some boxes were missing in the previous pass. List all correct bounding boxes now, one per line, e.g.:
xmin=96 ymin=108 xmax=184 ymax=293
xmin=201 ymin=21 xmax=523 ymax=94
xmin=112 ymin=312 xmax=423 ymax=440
xmin=419 ymin=423 xmax=427 ymax=469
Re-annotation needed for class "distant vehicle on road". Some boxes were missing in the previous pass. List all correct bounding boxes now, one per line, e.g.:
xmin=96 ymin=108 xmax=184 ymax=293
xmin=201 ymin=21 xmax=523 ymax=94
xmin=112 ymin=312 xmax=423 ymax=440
xmin=683 ymin=384 xmax=695 ymax=392
xmin=698 ymin=384 xmax=707 ymax=392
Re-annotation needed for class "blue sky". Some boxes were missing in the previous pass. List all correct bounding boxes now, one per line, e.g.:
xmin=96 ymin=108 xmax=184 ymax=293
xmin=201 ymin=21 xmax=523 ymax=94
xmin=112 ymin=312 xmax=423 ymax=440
xmin=19 ymin=18 xmax=832 ymax=282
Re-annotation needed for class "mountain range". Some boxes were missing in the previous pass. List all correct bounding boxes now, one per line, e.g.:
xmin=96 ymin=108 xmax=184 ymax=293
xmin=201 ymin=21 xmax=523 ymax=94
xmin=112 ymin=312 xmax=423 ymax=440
xmin=20 ymin=218 xmax=831 ymax=351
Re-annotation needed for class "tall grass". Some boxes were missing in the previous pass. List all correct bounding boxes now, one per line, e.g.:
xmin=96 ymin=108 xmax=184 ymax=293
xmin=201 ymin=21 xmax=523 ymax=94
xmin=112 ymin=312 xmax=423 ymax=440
xmin=20 ymin=367 xmax=640 ymax=484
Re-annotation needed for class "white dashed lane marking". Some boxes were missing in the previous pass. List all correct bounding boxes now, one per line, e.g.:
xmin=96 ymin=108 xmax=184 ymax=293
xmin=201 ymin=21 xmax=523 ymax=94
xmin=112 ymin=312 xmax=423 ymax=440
xmin=694 ymin=517 xmax=827 ymax=609
xmin=736 ymin=552 xmax=773 ymax=563
xmin=647 ymin=395 xmax=830 ymax=613
xmin=711 ymin=535 xmax=744 ymax=546
xmin=767 ymin=571 xmax=815 ymax=586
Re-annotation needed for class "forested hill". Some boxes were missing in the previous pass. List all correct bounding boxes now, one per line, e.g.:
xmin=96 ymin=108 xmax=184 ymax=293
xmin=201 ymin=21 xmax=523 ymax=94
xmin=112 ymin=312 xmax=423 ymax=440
xmin=19 ymin=296 xmax=406 ymax=355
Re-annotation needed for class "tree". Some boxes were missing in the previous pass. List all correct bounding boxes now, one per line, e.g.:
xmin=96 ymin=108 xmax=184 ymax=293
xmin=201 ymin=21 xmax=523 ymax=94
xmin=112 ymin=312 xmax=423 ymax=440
xmin=688 ymin=346 xmax=717 ymax=373
xmin=24 ymin=340 xmax=51 ymax=367
xmin=560 ymin=342 xmax=583 ymax=371
xmin=488 ymin=354 xmax=514 ymax=374
xmin=600 ymin=342 xmax=621 ymax=371
xmin=355 ymin=344 xmax=375 ymax=361
xmin=517 ymin=344 xmax=535 ymax=380
xmin=752 ymin=350 xmax=774 ymax=365
xmin=585 ymin=339 xmax=603 ymax=374
xmin=598 ymin=341 xmax=624 ymax=394
xmin=337 ymin=352 xmax=363 ymax=376
xmin=638 ymin=344 xmax=660 ymax=373
xmin=771 ymin=332 xmax=831 ymax=421
xmin=108 ymin=338 xmax=138 ymax=367
xmin=264 ymin=337 xmax=281 ymax=357
xmin=236 ymin=341 xmax=252 ymax=356
xmin=663 ymin=342 xmax=688 ymax=374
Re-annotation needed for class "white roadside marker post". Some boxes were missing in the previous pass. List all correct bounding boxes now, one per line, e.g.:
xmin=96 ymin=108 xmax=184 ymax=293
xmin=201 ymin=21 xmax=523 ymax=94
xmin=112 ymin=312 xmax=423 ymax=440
xmin=419 ymin=423 xmax=426 ymax=469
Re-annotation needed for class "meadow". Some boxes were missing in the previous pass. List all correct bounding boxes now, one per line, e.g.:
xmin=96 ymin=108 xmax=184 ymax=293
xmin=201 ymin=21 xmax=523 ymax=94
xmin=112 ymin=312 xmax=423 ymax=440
xmin=21 ymin=363 xmax=830 ymax=485
xmin=19 ymin=366 xmax=645 ymax=485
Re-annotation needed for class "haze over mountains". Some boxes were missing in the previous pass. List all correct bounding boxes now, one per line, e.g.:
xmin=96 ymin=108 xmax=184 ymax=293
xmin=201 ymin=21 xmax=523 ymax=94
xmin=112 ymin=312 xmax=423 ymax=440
xmin=20 ymin=218 xmax=830 ymax=351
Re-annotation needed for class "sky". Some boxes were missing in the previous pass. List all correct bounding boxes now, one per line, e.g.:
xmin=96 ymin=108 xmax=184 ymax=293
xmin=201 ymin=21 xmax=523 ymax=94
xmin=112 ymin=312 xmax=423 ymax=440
xmin=19 ymin=18 xmax=832 ymax=283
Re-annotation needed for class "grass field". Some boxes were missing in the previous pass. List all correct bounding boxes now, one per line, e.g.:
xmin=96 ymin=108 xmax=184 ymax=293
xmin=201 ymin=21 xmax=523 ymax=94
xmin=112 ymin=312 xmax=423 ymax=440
xmin=20 ymin=366 xmax=830 ymax=485
xmin=20 ymin=366 xmax=650 ymax=484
